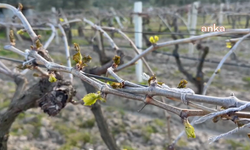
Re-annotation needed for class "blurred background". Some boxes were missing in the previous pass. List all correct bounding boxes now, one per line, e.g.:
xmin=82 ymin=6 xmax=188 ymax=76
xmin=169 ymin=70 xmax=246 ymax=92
xmin=0 ymin=0 xmax=240 ymax=10
xmin=0 ymin=0 xmax=250 ymax=150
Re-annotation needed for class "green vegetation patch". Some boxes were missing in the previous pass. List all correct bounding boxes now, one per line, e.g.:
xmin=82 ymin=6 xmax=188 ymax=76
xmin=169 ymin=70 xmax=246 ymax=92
xmin=141 ymin=125 xmax=158 ymax=142
xmin=153 ymin=118 xmax=165 ymax=127
xmin=80 ymin=118 xmax=95 ymax=128
xmin=0 ymin=48 xmax=20 ymax=59
xmin=242 ymin=76 xmax=250 ymax=86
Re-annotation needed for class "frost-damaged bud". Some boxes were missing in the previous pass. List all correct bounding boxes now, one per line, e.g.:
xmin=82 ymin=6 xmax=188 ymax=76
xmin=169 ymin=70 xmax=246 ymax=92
xmin=38 ymin=81 xmax=76 ymax=116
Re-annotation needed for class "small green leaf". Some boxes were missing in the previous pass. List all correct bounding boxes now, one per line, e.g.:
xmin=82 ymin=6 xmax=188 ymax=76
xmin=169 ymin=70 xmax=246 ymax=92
xmin=184 ymin=118 xmax=196 ymax=138
xmin=17 ymin=29 xmax=24 ymax=35
xmin=48 ymin=74 xmax=57 ymax=82
xmin=226 ymin=42 xmax=232 ymax=49
xmin=33 ymin=73 xmax=40 ymax=77
xmin=157 ymin=82 xmax=164 ymax=85
xmin=149 ymin=35 xmax=159 ymax=44
xmin=99 ymin=97 xmax=106 ymax=102
xmin=177 ymin=79 xmax=188 ymax=88
xmin=59 ymin=18 xmax=64 ymax=22
xmin=16 ymin=64 xmax=32 ymax=70
xmin=154 ymin=35 xmax=159 ymax=42
xmin=82 ymin=91 xmax=105 ymax=106
xmin=148 ymin=75 xmax=156 ymax=85
xmin=149 ymin=36 xmax=155 ymax=44
xmin=111 ymin=82 xmax=123 ymax=89
xmin=113 ymin=55 xmax=120 ymax=65
xmin=35 ymin=39 xmax=42 ymax=49
xmin=215 ymin=69 xmax=221 ymax=74
xmin=73 ymin=43 xmax=92 ymax=69
xmin=73 ymin=43 xmax=83 ymax=64
xmin=83 ymin=55 xmax=92 ymax=64
xmin=82 ymin=93 xmax=99 ymax=106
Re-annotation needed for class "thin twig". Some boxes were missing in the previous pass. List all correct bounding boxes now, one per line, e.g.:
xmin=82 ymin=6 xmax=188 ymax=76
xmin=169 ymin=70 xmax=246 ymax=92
xmin=44 ymin=23 xmax=56 ymax=49
xmin=116 ymin=29 xmax=250 ymax=71
xmin=0 ymin=3 xmax=38 ymax=43
xmin=83 ymin=18 xmax=119 ymax=50
xmin=208 ymin=122 xmax=250 ymax=144
xmin=194 ymin=102 xmax=250 ymax=125
xmin=58 ymin=24 xmax=73 ymax=82
xmin=102 ymin=26 xmax=154 ymax=75
xmin=203 ymin=33 xmax=250 ymax=95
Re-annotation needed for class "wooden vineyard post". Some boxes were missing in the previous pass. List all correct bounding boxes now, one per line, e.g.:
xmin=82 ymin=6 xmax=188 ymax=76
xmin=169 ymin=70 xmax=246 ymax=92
xmin=188 ymin=1 xmax=199 ymax=55
xmin=133 ymin=1 xmax=143 ymax=82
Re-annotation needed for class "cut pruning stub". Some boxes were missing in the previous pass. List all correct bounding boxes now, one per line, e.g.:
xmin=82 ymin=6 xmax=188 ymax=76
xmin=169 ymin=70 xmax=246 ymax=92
xmin=38 ymin=80 xmax=75 ymax=116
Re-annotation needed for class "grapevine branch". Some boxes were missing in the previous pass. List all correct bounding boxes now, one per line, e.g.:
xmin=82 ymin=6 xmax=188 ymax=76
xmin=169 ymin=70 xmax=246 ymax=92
xmin=44 ymin=23 xmax=56 ymax=49
xmin=203 ymin=32 xmax=250 ymax=95
xmin=61 ymin=18 xmax=154 ymax=75
xmin=209 ymin=122 xmax=250 ymax=143
xmin=116 ymin=29 xmax=250 ymax=71
xmin=58 ymin=24 xmax=73 ymax=82
xmin=2 ymin=3 xmax=250 ymax=118
xmin=101 ymin=26 xmax=154 ymax=76
xmin=2 ymin=3 xmax=250 ymax=146
xmin=83 ymin=18 xmax=119 ymax=51
xmin=24 ymin=50 xmax=250 ymax=119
